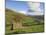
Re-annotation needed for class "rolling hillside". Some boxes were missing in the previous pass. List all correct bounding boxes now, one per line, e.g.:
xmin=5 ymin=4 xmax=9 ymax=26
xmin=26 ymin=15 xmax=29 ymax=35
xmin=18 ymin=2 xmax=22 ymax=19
xmin=5 ymin=8 xmax=44 ymax=35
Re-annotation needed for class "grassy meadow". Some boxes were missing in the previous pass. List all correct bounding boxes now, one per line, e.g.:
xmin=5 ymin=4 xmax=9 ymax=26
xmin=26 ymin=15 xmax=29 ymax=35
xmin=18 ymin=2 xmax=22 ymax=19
xmin=5 ymin=8 xmax=44 ymax=35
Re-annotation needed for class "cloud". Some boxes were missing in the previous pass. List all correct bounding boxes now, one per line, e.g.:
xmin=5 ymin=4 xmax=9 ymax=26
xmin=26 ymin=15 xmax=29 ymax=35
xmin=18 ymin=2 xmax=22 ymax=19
xmin=27 ymin=11 xmax=43 ymax=15
xmin=6 ymin=1 xmax=44 ymax=15
xmin=18 ymin=11 xmax=26 ymax=14
xmin=27 ymin=2 xmax=44 ymax=15
xmin=27 ymin=2 xmax=40 ymax=12
xmin=18 ymin=10 xmax=43 ymax=15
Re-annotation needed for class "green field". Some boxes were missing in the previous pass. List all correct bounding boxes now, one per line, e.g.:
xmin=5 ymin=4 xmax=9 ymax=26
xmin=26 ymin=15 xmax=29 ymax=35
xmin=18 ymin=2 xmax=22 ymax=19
xmin=5 ymin=8 xmax=44 ymax=35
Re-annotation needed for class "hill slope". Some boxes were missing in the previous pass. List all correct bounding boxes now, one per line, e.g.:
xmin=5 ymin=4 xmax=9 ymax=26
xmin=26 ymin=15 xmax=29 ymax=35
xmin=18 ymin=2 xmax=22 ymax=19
xmin=5 ymin=8 xmax=44 ymax=35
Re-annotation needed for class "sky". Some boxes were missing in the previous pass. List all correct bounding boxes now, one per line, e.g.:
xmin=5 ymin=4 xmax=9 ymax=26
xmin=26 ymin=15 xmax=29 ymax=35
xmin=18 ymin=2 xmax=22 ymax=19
xmin=6 ymin=0 xmax=44 ymax=15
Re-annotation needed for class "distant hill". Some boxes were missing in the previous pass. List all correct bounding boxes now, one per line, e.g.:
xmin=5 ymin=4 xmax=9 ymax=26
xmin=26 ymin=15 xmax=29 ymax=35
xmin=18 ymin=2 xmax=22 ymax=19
xmin=27 ymin=15 xmax=44 ymax=21
xmin=5 ymin=8 xmax=44 ymax=26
